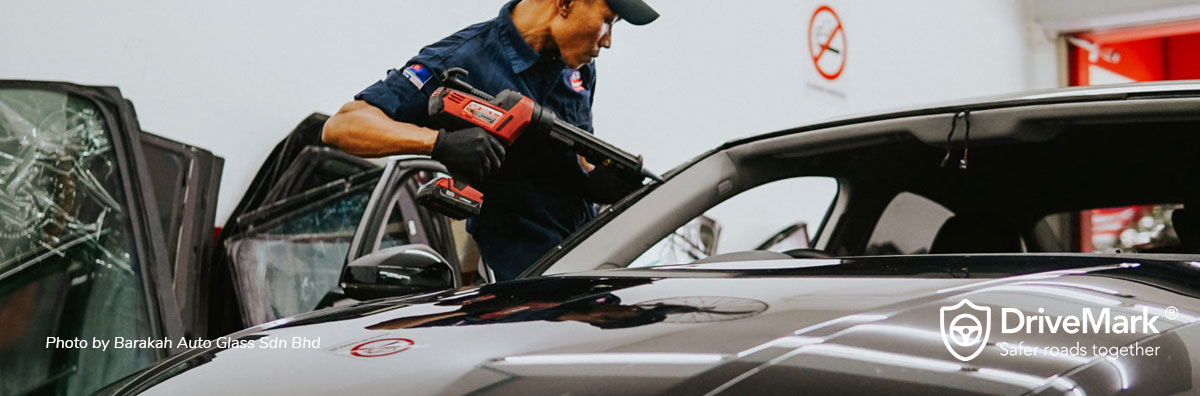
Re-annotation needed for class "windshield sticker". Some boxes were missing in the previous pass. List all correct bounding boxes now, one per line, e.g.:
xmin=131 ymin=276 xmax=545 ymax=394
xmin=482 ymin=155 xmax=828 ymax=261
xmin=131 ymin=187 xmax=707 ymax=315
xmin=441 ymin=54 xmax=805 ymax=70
xmin=328 ymin=334 xmax=420 ymax=358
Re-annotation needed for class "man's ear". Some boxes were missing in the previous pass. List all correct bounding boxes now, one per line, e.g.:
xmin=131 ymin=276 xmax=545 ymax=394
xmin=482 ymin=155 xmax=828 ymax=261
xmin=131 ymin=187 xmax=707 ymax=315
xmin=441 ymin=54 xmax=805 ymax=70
xmin=557 ymin=0 xmax=573 ymax=18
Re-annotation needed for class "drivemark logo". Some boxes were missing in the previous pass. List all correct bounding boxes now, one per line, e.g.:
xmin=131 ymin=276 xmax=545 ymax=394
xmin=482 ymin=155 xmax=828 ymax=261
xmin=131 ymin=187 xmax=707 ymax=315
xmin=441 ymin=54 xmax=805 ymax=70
xmin=940 ymin=299 xmax=992 ymax=362
xmin=939 ymin=298 xmax=1176 ymax=362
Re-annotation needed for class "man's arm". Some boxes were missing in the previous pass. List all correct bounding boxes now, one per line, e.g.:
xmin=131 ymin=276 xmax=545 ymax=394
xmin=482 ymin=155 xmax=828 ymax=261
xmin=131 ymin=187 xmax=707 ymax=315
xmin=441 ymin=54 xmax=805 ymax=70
xmin=578 ymin=155 xmax=595 ymax=172
xmin=323 ymin=99 xmax=506 ymax=182
xmin=322 ymin=100 xmax=439 ymax=158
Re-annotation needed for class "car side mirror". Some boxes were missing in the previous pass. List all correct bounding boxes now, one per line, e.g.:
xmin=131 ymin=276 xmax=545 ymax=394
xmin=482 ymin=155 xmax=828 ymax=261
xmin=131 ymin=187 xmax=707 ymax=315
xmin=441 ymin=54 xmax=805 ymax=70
xmin=695 ymin=216 xmax=721 ymax=255
xmin=340 ymin=244 xmax=461 ymax=301
xmin=755 ymin=222 xmax=811 ymax=251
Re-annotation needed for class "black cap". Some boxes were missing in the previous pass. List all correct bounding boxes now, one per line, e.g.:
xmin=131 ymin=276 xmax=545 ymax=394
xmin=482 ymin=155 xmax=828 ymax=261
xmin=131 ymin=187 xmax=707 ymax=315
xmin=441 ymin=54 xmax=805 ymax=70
xmin=605 ymin=0 xmax=659 ymax=25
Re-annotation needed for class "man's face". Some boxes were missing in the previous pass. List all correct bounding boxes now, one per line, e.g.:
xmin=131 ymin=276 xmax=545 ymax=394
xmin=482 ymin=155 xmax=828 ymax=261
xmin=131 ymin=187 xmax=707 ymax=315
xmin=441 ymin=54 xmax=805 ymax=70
xmin=550 ymin=0 xmax=617 ymax=69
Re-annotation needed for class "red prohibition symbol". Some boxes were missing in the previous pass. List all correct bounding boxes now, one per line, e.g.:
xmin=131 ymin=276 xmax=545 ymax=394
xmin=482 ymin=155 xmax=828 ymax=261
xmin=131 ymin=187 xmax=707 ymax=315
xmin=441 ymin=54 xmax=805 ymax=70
xmin=350 ymin=338 xmax=415 ymax=358
xmin=808 ymin=5 xmax=846 ymax=80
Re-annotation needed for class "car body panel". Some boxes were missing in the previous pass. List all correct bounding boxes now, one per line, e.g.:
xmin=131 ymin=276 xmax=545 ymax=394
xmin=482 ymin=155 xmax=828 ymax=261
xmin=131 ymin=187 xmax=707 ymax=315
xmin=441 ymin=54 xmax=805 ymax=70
xmin=110 ymin=255 xmax=1200 ymax=395
xmin=722 ymin=79 xmax=1200 ymax=149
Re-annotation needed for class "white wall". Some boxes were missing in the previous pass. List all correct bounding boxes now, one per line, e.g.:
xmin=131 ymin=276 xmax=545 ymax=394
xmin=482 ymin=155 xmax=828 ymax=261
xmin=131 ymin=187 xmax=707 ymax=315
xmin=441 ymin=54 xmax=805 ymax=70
xmin=1 ymin=0 xmax=1046 ymax=224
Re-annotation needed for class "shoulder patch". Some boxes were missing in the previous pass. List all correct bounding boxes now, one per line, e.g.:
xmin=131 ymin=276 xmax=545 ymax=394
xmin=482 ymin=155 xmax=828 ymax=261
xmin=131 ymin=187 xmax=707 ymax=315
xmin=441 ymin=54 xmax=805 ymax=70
xmin=401 ymin=63 xmax=434 ymax=89
xmin=568 ymin=69 xmax=586 ymax=93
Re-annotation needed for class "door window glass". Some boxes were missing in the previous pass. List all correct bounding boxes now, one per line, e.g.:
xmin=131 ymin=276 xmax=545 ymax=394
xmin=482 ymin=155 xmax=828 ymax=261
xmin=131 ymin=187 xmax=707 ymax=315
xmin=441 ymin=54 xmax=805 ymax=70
xmin=226 ymin=184 xmax=373 ymax=326
xmin=0 ymin=88 xmax=156 ymax=396
xmin=630 ymin=177 xmax=838 ymax=267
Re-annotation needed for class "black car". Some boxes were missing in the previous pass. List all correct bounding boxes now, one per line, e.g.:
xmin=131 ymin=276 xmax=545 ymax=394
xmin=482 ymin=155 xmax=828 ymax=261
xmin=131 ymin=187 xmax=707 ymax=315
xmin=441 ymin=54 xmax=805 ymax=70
xmin=94 ymin=81 xmax=1200 ymax=395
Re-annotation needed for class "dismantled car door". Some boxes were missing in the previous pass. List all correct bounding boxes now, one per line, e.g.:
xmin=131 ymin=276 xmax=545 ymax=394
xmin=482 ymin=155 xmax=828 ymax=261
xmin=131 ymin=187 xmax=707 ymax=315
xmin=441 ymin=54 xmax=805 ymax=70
xmin=139 ymin=132 xmax=223 ymax=341
xmin=219 ymin=160 xmax=463 ymax=328
xmin=222 ymin=168 xmax=382 ymax=327
xmin=204 ymin=114 xmax=379 ymax=336
xmin=213 ymin=115 xmax=460 ymax=330
xmin=0 ymin=81 xmax=183 ymax=396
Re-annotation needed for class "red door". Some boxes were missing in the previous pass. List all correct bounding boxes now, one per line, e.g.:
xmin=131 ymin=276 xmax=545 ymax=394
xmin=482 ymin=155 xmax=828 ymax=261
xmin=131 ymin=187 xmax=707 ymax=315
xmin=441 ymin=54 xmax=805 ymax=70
xmin=1068 ymin=20 xmax=1200 ymax=252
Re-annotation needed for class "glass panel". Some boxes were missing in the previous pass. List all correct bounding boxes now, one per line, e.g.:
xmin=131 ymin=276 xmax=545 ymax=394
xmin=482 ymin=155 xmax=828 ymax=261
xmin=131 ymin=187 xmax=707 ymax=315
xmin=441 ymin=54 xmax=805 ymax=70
xmin=704 ymin=177 xmax=837 ymax=253
xmin=227 ymin=190 xmax=371 ymax=326
xmin=630 ymin=177 xmax=838 ymax=267
xmin=295 ymin=157 xmax=373 ymax=193
xmin=0 ymin=88 xmax=155 ymax=396
xmin=377 ymin=197 xmax=413 ymax=251
xmin=629 ymin=216 xmax=721 ymax=268
xmin=140 ymin=136 xmax=189 ymax=269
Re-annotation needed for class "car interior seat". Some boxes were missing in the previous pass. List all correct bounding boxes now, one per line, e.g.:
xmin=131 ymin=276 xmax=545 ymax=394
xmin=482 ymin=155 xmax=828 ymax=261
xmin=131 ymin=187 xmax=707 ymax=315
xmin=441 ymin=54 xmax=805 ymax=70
xmin=930 ymin=214 xmax=1024 ymax=254
xmin=1173 ymin=209 xmax=1199 ymax=253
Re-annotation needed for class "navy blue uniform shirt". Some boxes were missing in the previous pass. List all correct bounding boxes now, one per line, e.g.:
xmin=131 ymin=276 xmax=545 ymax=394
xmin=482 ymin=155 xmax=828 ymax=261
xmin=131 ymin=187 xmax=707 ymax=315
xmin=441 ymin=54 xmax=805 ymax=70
xmin=355 ymin=0 xmax=597 ymax=281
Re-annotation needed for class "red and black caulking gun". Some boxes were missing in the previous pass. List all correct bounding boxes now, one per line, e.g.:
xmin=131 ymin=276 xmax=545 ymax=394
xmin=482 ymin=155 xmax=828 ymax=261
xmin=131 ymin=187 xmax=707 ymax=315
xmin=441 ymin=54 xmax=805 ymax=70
xmin=416 ymin=67 xmax=661 ymax=219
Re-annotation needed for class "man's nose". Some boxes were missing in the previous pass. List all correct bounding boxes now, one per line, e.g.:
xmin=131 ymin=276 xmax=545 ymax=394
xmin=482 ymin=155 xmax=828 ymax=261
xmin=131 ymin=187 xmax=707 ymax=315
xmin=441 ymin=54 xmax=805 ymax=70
xmin=600 ymin=28 xmax=612 ymax=49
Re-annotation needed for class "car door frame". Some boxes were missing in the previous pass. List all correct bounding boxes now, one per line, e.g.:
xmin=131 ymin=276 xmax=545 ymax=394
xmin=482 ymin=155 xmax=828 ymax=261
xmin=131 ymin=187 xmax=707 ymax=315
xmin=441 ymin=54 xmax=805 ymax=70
xmin=347 ymin=157 xmax=447 ymax=259
xmin=0 ymin=80 xmax=184 ymax=355
xmin=258 ymin=146 xmax=377 ymax=205
xmin=139 ymin=131 xmax=224 ymax=341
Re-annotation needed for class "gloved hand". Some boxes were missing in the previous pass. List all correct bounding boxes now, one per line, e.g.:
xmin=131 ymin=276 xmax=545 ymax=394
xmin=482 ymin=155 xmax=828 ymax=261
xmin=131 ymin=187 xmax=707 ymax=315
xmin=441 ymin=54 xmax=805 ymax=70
xmin=584 ymin=165 xmax=645 ymax=204
xmin=430 ymin=127 xmax=506 ymax=184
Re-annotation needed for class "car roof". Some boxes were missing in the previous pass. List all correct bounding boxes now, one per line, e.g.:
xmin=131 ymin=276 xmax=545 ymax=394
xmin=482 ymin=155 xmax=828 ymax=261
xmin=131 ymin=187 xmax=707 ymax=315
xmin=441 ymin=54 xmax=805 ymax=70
xmin=724 ymin=79 xmax=1200 ymax=149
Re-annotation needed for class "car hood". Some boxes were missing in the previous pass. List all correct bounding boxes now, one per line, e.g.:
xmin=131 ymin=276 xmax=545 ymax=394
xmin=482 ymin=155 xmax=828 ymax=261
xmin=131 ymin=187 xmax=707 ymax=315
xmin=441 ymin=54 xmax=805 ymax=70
xmin=113 ymin=255 xmax=1200 ymax=395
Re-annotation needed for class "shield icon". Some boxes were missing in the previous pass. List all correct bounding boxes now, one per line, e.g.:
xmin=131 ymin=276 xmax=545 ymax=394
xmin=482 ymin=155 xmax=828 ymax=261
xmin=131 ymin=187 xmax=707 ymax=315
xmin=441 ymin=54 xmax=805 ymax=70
xmin=940 ymin=299 xmax=992 ymax=362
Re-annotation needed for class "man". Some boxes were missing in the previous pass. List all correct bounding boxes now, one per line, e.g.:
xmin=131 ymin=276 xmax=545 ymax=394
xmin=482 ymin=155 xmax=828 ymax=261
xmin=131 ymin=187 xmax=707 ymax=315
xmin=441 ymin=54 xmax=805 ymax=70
xmin=322 ymin=0 xmax=658 ymax=281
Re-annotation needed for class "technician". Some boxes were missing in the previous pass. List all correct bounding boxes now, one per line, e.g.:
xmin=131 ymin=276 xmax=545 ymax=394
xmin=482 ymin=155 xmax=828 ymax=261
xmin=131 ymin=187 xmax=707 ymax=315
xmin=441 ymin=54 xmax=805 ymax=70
xmin=322 ymin=0 xmax=658 ymax=281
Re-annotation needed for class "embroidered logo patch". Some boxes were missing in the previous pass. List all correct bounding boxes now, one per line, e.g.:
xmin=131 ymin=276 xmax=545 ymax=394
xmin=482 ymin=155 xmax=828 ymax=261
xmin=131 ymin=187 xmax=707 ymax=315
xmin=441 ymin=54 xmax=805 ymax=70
xmin=568 ymin=70 xmax=586 ymax=93
xmin=401 ymin=63 xmax=433 ymax=89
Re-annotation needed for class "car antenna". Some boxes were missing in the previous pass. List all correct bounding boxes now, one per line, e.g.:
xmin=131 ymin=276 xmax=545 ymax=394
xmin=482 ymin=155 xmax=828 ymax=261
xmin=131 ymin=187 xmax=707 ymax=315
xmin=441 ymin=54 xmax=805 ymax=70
xmin=940 ymin=111 xmax=971 ymax=170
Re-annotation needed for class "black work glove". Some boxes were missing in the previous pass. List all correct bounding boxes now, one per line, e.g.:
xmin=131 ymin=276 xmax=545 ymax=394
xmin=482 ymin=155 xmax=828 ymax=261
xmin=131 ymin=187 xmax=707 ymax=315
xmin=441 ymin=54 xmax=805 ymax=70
xmin=584 ymin=165 xmax=645 ymax=204
xmin=430 ymin=127 xmax=506 ymax=184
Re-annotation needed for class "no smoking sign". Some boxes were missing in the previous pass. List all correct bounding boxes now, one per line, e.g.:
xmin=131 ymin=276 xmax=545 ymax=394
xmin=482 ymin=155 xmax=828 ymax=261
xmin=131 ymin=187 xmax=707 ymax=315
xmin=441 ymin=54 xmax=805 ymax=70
xmin=808 ymin=5 xmax=846 ymax=80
